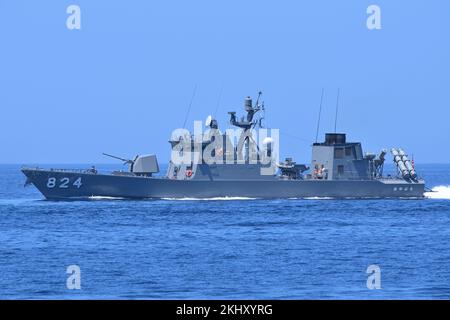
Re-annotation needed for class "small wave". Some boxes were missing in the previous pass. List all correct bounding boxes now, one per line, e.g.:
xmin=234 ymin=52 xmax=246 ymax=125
xmin=0 ymin=198 xmax=42 ymax=205
xmin=88 ymin=196 xmax=126 ymax=200
xmin=425 ymin=185 xmax=450 ymax=200
xmin=300 ymin=197 xmax=334 ymax=200
xmin=161 ymin=196 xmax=257 ymax=201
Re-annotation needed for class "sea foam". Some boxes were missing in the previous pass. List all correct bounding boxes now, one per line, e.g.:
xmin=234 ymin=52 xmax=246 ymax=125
xmin=425 ymin=185 xmax=450 ymax=200
xmin=161 ymin=196 xmax=257 ymax=201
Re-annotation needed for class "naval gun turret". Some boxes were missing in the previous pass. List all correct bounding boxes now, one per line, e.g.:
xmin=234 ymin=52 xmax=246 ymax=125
xmin=103 ymin=153 xmax=159 ymax=177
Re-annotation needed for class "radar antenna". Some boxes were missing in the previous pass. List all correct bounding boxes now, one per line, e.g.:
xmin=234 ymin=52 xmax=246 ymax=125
xmin=227 ymin=91 xmax=265 ymax=162
xmin=228 ymin=91 xmax=263 ymax=130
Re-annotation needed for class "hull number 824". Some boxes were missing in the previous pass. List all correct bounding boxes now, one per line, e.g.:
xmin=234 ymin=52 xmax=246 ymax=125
xmin=46 ymin=177 xmax=82 ymax=189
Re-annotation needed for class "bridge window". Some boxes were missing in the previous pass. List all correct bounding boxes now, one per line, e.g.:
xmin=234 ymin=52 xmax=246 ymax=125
xmin=334 ymin=148 xmax=344 ymax=159
xmin=345 ymin=146 xmax=354 ymax=157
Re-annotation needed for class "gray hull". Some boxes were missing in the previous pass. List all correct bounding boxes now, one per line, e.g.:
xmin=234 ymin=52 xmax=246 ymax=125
xmin=22 ymin=168 xmax=425 ymax=199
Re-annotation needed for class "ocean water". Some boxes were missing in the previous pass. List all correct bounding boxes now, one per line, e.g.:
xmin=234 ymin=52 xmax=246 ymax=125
xmin=1 ymin=163 xmax=450 ymax=299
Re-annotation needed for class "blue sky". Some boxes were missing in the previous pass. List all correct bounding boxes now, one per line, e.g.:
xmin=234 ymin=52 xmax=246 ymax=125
xmin=0 ymin=0 xmax=449 ymax=164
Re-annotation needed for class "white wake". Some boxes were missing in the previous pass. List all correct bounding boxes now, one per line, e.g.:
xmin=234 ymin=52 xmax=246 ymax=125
xmin=425 ymin=185 xmax=450 ymax=200
xmin=161 ymin=196 xmax=258 ymax=201
xmin=88 ymin=196 xmax=125 ymax=200
xmin=301 ymin=197 xmax=334 ymax=200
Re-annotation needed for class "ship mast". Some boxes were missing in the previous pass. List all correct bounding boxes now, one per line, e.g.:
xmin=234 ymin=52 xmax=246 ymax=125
xmin=228 ymin=92 xmax=263 ymax=162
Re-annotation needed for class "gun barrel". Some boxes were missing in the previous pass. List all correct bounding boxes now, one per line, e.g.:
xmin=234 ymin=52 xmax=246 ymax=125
xmin=102 ymin=153 xmax=133 ymax=163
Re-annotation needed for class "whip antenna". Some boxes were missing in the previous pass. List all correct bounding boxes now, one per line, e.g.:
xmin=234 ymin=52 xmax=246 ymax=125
xmin=315 ymin=88 xmax=325 ymax=143
xmin=334 ymin=88 xmax=340 ymax=133
xmin=182 ymin=85 xmax=197 ymax=129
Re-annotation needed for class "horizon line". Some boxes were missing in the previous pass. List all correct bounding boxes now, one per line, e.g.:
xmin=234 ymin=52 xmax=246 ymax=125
xmin=1 ymin=162 xmax=450 ymax=165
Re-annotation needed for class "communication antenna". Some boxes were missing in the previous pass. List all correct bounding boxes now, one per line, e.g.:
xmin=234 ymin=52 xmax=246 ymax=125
xmin=182 ymin=85 xmax=197 ymax=129
xmin=254 ymin=90 xmax=265 ymax=128
xmin=315 ymin=88 xmax=325 ymax=143
xmin=334 ymin=88 xmax=340 ymax=133
xmin=255 ymin=90 xmax=263 ymax=107
xmin=259 ymin=100 xmax=266 ymax=128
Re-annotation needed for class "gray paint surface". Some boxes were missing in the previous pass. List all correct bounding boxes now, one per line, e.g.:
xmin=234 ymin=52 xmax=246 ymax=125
xmin=22 ymin=168 xmax=425 ymax=199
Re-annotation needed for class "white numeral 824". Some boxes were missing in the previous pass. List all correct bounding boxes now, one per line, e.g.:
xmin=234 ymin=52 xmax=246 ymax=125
xmin=47 ymin=177 xmax=82 ymax=189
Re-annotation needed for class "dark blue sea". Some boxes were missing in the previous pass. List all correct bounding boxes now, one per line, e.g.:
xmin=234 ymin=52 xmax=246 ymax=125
xmin=1 ymin=164 xmax=450 ymax=299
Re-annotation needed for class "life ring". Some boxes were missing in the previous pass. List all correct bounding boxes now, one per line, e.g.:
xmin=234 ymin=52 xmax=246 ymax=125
xmin=186 ymin=169 xmax=193 ymax=178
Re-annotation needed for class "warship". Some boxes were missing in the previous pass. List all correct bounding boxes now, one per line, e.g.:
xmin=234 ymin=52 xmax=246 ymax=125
xmin=22 ymin=92 xmax=425 ymax=199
